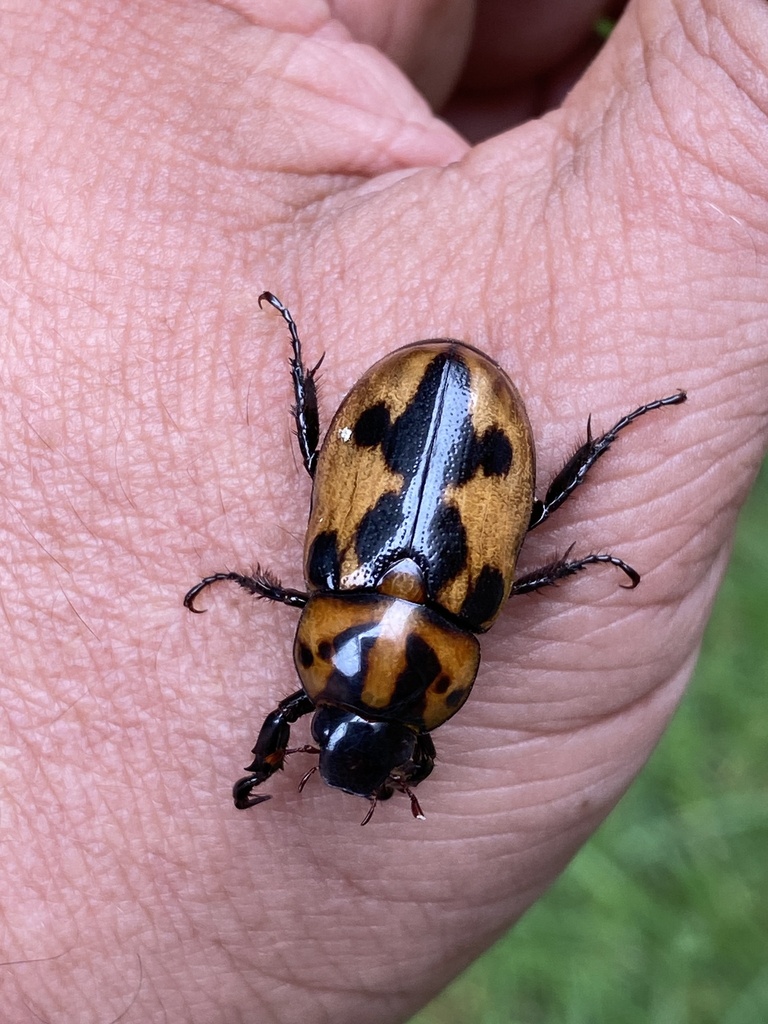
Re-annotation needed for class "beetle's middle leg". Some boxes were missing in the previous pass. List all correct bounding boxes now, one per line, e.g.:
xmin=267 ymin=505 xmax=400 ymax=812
xmin=528 ymin=392 xmax=686 ymax=530
xmin=259 ymin=291 xmax=323 ymax=477
xmin=184 ymin=568 xmax=308 ymax=613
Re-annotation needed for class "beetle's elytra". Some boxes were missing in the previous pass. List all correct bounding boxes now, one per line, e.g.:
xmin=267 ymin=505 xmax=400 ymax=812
xmin=185 ymin=293 xmax=686 ymax=824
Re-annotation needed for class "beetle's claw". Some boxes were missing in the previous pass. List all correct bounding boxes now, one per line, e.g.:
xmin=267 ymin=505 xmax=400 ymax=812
xmin=360 ymin=797 xmax=377 ymax=827
xmin=404 ymin=785 xmax=426 ymax=821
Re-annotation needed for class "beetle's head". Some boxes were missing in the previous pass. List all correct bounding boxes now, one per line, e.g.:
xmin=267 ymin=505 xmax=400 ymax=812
xmin=310 ymin=705 xmax=416 ymax=799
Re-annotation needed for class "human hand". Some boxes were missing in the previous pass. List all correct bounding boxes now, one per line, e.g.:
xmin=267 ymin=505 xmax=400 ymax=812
xmin=3 ymin=2 xmax=766 ymax=1022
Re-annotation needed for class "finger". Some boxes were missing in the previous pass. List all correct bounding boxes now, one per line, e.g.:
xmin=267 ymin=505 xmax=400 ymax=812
xmin=330 ymin=0 xmax=476 ymax=108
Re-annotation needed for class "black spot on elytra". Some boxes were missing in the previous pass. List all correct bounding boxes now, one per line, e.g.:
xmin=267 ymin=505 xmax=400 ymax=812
xmin=445 ymin=686 xmax=467 ymax=709
xmin=426 ymin=501 xmax=467 ymax=592
xmin=342 ymin=349 xmax=514 ymax=600
xmin=432 ymin=674 xmax=451 ymax=694
xmin=298 ymin=643 xmax=314 ymax=669
xmin=353 ymin=403 xmax=390 ymax=447
xmin=478 ymin=426 xmax=513 ymax=476
xmin=317 ymin=640 xmax=332 ymax=662
xmin=460 ymin=564 xmax=506 ymax=630
xmin=384 ymin=357 xmax=448 ymax=475
xmin=306 ymin=530 xmax=341 ymax=591
xmin=457 ymin=425 xmax=514 ymax=483
xmin=352 ymin=358 xmax=452 ymax=470
xmin=355 ymin=493 xmax=405 ymax=567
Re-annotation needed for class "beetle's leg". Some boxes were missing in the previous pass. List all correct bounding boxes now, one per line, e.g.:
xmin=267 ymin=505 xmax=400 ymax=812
xmin=511 ymin=549 xmax=640 ymax=596
xmin=528 ymin=392 xmax=686 ymax=530
xmin=184 ymin=568 xmax=308 ymax=613
xmin=405 ymin=733 xmax=436 ymax=787
xmin=359 ymin=782 xmax=425 ymax=827
xmin=232 ymin=689 xmax=315 ymax=809
xmin=394 ymin=735 xmax=436 ymax=823
xmin=402 ymin=785 xmax=426 ymax=821
xmin=259 ymin=291 xmax=323 ymax=478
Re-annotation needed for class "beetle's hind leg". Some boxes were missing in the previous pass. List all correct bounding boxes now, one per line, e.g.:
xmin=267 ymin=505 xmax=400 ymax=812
xmin=259 ymin=291 xmax=323 ymax=478
xmin=233 ymin=689 xmax=316 ymax=809
xmin=511 ymin=547 xmax=639 ymax=596
xmin=184 ymin=568 xmax=308 ymax=613
xmin=528 ymin=392 xmax=686 ymax=530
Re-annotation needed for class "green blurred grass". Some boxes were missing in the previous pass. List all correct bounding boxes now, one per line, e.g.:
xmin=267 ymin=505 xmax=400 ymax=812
xmin=411 ymin=460 xmax=768 ymax=1024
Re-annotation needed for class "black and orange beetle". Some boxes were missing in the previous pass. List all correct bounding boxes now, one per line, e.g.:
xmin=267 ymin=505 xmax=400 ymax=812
xmin=185 ymin=293 xmax=686 ymax=824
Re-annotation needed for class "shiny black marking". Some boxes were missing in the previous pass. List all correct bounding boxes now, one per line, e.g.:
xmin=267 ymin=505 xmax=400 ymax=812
xmin=455 ymin=424 xmax=515 ymax=485
xmin=310 ymin=607 xmax=455 ymax=726
xmin=426 ymin=502 xmax=468 ymax=592
xmin=382 ymin=355 xmax=449 ymax=475
xmin=343 ymin=350 xmax=503 ymax=599
xmin=460 ymin=564 xmax=506 ymax=631
xmin=317 ymin=619 xmax=379 ymax=709
xmin=306 ymin=530 xmax=341 ymax=591
xmin=355 ymin=494 xmax=468 ymax=595
xmin=391 ymin=633 xmax=442 ymax=712
xmin=356 ymin=493 xmax=405 ymax=563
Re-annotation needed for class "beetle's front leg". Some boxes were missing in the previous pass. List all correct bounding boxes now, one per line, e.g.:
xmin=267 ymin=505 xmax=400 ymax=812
xmin=405 ymin=732 xmax=436 ymax=788
xmin=528 ymin=392 xmax=686 ymax=530
xmin=396 ymin=734 xmax=437 ymax=822
xmin=259 ymin=291 xmax=323 ymax=478
xmin=233 ymin=689 xmax=315 ymax=809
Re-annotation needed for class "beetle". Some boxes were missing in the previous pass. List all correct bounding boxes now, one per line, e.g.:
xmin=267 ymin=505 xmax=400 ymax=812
xmin=185 ymin=292 xmax=686 ymax=824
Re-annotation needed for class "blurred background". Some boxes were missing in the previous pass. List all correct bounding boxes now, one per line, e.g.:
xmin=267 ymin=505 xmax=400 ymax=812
xmin=411 ymin=460 xmax=768 ymax=1024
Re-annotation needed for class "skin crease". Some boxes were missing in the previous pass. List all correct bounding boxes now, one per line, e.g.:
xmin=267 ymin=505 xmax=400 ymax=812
xmin=1 ymin=0 xmax=767 ymax=1021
